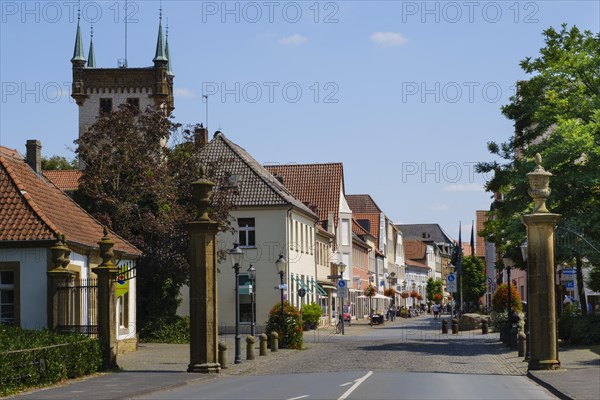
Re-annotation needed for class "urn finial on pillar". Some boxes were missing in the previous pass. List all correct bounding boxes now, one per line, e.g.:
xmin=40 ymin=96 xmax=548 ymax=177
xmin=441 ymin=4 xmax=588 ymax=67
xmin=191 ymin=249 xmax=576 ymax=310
xmin=527 ymin=153 xmax=553 ymax=213
xmin=191 ymin=164 xmax=216 ymax=222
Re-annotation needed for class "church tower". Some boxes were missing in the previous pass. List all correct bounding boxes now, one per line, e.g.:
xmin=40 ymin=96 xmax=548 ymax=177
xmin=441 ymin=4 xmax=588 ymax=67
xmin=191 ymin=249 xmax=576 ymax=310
xmin=71 ymin=8 xmax=174 ymax=140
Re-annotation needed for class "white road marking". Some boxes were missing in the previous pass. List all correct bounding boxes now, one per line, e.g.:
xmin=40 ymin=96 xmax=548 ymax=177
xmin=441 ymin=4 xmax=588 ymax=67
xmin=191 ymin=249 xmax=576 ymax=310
xmin=338 ymin=371 xmax=373 ymax=400
xmin=287 ymin=396 xmax=309 ymax=400
xmin=340 ymin=382 xmax=353 ymax=387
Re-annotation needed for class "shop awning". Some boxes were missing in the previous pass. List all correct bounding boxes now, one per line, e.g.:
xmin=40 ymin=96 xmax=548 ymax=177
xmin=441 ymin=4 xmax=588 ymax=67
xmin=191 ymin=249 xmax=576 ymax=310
xmin=292 ymin=275 xmax=312 ymax=294
xmin=309 ymin=280 xmax=327 ymax=296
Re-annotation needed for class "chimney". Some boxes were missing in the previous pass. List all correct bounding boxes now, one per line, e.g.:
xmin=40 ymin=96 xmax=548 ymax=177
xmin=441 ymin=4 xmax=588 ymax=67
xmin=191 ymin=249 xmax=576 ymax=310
xmin=194 ymin=125 xmax=209 ymax=148
xmin=26 ymin=140 xmax=42 ymax=174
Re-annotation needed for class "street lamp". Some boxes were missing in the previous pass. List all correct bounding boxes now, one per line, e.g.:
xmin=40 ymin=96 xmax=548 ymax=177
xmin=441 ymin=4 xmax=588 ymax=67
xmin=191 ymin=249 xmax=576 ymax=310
xmin=368 ymin=271 xmax=375 ymax=318
xmin=247 ymin=264 xmax=256 ymax=337
xmin=337 ymin=260 xmax=346 ymax=335
xmin=229 ymin=243 xmax=244 ymax=364
xmin=275 ymin=254 xmax=287 ymax=348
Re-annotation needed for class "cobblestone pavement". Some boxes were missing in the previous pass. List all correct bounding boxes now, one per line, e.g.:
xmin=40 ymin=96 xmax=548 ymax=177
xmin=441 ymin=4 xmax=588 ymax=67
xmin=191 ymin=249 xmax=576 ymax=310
xmin=235 ymin=317 xmax=528 ymax=377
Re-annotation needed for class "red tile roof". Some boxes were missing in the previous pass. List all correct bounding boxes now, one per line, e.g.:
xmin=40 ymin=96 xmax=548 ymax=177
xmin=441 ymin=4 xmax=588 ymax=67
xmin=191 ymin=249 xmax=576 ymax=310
xmin=0 ymin=146 xmax=140 ymax=256
xmin=352 ymin=218 xmax=372 ymax=237
xmin=264 ymin=163 xmax=344 ymax=224
xmin=43 ymin=170 xmax=82 ymax=192
xmin=200 ymin=134 xmax=317 ymax=217
xmin=351 ymin=213 xmax=380 ymax=248
xmin=345 ymin=194 xmax=381 ymax=214
xmin=404 ymin=239 xmax=427 ymax=260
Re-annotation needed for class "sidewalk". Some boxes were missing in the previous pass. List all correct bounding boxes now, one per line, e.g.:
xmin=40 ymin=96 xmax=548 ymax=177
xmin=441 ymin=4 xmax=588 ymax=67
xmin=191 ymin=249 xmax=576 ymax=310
xmin=527 ymin=346 xmax=600 ymax=400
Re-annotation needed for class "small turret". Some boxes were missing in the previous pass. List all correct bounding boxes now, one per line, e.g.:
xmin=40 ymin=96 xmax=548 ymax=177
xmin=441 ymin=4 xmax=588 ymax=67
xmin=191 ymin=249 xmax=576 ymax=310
xmin=71 ymin=10 xmax=86 ymax=66
xmin=165 ymin=20 xmax=174 ymax=77
xmin=87 ymin=25 xmax=96 ymax=68
xmin=153 ymin=9 xmax=168 ymax=65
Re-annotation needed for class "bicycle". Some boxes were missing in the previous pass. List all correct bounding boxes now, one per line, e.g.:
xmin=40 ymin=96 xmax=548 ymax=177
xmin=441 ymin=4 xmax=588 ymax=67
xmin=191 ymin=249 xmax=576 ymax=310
xmin=334 ymin=319 xmax=343 ymax=334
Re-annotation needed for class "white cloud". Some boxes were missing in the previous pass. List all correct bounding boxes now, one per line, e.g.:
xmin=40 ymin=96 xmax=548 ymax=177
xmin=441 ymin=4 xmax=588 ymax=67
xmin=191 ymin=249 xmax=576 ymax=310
xmin=174 ymin=88 xmax=195 ymax=98
xmin=429 ymin=203 xmax=449 ymax=212
xmin=370 ymin=32 xmax=407 ymax=47
xmin=442 ymin=183 xmax=484 ymax=192
xmin=279 ymin=34 xmax=308 ymax=45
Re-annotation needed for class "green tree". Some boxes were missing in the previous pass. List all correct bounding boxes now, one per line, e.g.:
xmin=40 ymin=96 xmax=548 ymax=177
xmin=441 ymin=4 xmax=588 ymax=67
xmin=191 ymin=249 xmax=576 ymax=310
xmin=74 ymin=105 xmax=235 ymax=335
xmin=41 ymin=155 xmax=77 ymax=170
xmin=477 ymin=24 xmax=600 ymax=314
xmin=426 ymin=277 xmax=443 ymax=302
xmin=458 ymin=256 xmax=486 ymax=307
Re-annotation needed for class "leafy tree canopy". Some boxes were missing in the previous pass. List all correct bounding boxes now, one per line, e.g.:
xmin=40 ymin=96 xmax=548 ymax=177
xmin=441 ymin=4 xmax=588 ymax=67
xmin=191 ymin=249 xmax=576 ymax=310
xmin=41 ymin=155 xmax=77 ymax=170
xmin=476 ymin=24 xmax=600 ymax=297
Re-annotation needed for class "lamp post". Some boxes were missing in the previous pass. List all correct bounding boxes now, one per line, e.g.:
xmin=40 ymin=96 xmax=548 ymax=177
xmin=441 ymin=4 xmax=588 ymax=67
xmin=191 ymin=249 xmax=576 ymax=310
xmin=338 ymin=260 xmax=346 ymax=335
xmin=229 ymin=243 xmax=244 ymax=364
xmin=275 ymin=254 xmax=287 ymax=348
xmin=368 ymin=272 xmax=375 ymax=317
xmin=521 ymin=241 xmax=530 ymax=361
xmin=247 ymin=264 xmax=256 ymax=337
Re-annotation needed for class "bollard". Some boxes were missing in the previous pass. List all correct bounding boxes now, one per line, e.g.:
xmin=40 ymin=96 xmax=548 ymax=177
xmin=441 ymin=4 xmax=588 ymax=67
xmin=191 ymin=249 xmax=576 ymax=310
xmin=246 ymin=336 xmax=255 ymax=360
xmin=441 ymin=319 xmax=448 ymax=334
xmin=270 ymin=331 xmax=279 ymax=352
xmin=482 ymin=319 xmax=489 ymax=335
xmin=218 ymin=342 xmax=228 ymax=369
xmin=518 ymin=332 xmax=526 ymax=357
xmin=259 ymin=333 xmax=268 ymax=356
xmin=451 ymin=319 xmax=459 ymax=334
xmin=510 ymin=324 xmax=519 ymax=349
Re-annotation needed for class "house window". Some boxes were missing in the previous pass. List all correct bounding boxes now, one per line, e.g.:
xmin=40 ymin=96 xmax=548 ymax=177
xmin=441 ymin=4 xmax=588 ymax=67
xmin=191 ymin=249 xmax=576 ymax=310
xmin=126 ymin=98 xmax=140 ymax=109
xmin=118 ymin=292 xmax=129 ymax=331
xmin=301 ymin=224 xmax=304 ymax=253
xmin=238 ymin=218 xmax=256 ymax=247
xmin=341 ymin=219 xmax=350 ymax=246
xmin=99 ymin=98 xmax=113 ymax=114
xmin=0 ymin=263 xmax=19 ymax=326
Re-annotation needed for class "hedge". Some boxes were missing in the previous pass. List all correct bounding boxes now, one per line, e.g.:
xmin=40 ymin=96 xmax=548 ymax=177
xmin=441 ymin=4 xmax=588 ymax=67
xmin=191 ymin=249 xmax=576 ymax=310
xmin=0 ymin=326 xmax=102 ymax=396
xmin=558 ymin=315 xmax=600 ymax=345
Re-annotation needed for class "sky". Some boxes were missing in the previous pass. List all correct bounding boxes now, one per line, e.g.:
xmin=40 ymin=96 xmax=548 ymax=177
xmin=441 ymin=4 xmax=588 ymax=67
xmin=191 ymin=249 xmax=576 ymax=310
xmin=1 ymin=0 xmax=598 ymax=241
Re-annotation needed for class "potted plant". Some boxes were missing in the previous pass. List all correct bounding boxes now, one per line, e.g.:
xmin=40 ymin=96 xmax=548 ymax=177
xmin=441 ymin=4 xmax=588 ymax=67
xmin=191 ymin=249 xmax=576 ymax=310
xmin=400 ymin=291 xmax=409 ymax=299
xmin=363 ymin=285 xmax=377 ymax=297
xmin=301 ymin=302 xmax=322 ymax=330
xmin=384 ymin=287 xmax=396 ymax=297
xmin=410 ymin=291 xmax=419 ymax=298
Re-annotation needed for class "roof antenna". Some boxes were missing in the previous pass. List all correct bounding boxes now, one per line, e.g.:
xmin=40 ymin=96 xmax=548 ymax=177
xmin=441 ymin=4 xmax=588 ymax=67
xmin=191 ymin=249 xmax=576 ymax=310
xmin=203 ymin=94 xmax=209 ymax=133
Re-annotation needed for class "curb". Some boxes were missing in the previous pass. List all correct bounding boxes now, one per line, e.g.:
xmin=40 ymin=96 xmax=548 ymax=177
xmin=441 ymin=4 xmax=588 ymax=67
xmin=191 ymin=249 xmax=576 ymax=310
xmin=526 ymin=371 xmax=573 ymax=400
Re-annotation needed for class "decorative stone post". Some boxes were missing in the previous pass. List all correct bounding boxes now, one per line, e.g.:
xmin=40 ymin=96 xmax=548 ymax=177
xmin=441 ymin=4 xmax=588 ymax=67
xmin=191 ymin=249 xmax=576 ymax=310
xmin=522 ymin=154 xmax=561 ymax=371
xmin=92 ymin=227 xmax=120 ymax=370
xmin=47 ymin=234 xmax=75 ymax=330
xmin=187 ymin=165 xmax=221 ymax=373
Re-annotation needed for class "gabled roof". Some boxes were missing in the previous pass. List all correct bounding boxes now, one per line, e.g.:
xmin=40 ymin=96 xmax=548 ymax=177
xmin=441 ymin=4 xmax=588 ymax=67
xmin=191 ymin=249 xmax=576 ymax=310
xmin=352 ymin=218 xmax=373 ymax=238
xmin=200 ymin=133 xmax=317 ymax=218
xmin=396 ymin=223 xmax=454 ymax=245
xmin=345 ymin=194 xmax=382 ymax=214
xmin=263 ymin=162 xmax=344 ymax=224
xmin=43 ymin=170 xmax=83 ymax=192
xmin=0 ymin=147 xmax=140 ymax=256
xmin=351 ymin=213 xmax=380 ymax=245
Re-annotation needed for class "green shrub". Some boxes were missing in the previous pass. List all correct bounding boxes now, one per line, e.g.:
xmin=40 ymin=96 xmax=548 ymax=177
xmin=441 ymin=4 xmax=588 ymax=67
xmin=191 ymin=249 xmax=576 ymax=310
xmin=0 ymin=326 xmax=101 ymax=396
xmin=265 ymin=301 xmax=303 ymax=349
xmin=302 ymin=303 xmax=322 ymax=326
xmin=559 ymin=315 xmax=600 ymax=345
xmin=139 ymin=316 xmax=190 ymax=344
xmin=492 ymin=283 xmax=522 ymax=313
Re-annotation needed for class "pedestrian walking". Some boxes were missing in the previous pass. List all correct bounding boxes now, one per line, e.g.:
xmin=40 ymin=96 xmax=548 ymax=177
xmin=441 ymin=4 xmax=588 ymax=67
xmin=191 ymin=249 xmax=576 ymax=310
xmin=433 ymin=303 xmax=440 ymax=319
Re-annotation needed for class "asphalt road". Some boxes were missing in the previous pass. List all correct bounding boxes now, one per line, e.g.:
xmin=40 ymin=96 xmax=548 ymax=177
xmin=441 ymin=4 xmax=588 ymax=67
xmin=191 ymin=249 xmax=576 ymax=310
xmin=138 ymin=370 xmax=555 ymax=400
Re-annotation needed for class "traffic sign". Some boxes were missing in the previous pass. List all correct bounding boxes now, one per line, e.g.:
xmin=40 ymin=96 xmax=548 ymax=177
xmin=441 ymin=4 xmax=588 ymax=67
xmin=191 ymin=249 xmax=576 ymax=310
xmin=561 ymin=268 xmax=576 ymax=275
xmin=278 ymin=283 xmax=288 ymax=290
xmin=327 ymin=274 xmax=342 ymax=279
xmin=566 ymin=281 xmax=575 ymax=289
xmin=446 ymin=273 xmax=457 ymax=292
xmin=298 ymin=288 xmax=306 ymax=297
xmin=337 ymin=280 xmax=347 ymax=298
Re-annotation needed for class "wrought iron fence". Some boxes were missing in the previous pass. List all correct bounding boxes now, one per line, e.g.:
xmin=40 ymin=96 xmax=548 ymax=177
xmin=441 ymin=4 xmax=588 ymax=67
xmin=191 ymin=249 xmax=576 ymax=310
xmin=55 ymin=278 xmax=98 ymax=337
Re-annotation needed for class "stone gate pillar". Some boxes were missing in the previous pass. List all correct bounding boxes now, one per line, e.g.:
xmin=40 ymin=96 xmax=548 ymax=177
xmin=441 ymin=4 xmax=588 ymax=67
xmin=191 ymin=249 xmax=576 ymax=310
xmin=92 ymin=227 xmax=119 ymax=370
xmin=47 ymin=234 xmax=75 ymax=330
xmin=187 ymin=165 xmax=220 ymax=373
xmin=522 ymin=154 xmax=561 ymax=371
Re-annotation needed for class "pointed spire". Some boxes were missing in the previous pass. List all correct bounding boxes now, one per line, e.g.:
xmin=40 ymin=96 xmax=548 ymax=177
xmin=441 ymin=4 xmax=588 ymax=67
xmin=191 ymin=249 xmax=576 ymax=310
xmin=71 ymin=5 xmax=86 ymax=63
xmin=165 ymin=18 xmax=174 ymax=76
xmin=87 ymin=25 xmax=96 ymax=68
xmin=153 ymin=5 xmax=168 ymax=63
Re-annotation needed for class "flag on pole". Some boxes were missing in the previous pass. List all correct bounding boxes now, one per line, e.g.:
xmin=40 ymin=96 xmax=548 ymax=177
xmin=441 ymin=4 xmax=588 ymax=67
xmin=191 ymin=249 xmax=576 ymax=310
xmin=455 ymin=221 xmax=462 ymax=276
xmin=470 ymin=220 xmax=475 ymax=257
